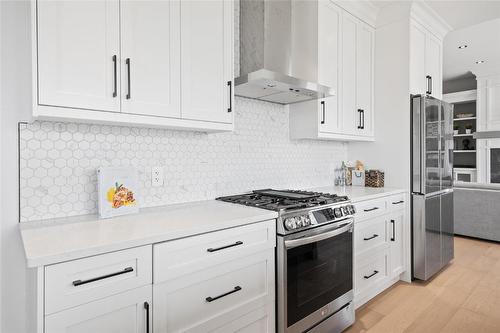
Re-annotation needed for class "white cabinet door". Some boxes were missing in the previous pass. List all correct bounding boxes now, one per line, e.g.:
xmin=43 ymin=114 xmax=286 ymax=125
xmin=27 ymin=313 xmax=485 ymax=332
xmin=409 ymin=21 xmax=427 ymax=96
xmin=425 ymin=32 xmax=442 ymax=99
xmin=355 ymin=22 xmax=374 ymax=137
xmin=341 ymin=11 xmax=358 ymax=135
xmin=317 ymin=1 xmax=341 ymax=134
xmin=389 ymin=212 xmax=405 ymax=277
xmin=120 ymin=0 xmax=181 ymax=118
xmin=45 ymin=285 xmax=151 ymax=333
xmin=37 ymin=0 xmax=120 ymax=112
xmin=180 ymin=0 xmax=233 ymax=124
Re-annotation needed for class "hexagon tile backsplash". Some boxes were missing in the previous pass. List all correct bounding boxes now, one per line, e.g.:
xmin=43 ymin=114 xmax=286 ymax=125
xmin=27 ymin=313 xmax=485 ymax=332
xmin=19 ymin=98 xmax=347 ymax=222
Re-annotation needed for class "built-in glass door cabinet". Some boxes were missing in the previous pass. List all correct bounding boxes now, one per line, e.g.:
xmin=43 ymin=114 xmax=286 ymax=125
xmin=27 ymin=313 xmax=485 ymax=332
xmin=33 ymin=0 xmax=233 ymax=132
xmin=410 ymin=19 xmax=443 ymax=99
xmin=289 ymin=1 xmax=375 ymax=142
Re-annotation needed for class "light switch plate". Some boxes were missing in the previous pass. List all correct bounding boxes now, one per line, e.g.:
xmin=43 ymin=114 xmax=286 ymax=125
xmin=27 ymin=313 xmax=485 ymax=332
xmin=151 ymin=166 xmax=164 ymax=187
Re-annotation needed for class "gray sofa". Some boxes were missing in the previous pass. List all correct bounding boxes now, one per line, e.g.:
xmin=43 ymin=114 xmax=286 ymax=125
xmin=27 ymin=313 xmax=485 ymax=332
xmin=454 ymin=182 xmax=500 ymax=242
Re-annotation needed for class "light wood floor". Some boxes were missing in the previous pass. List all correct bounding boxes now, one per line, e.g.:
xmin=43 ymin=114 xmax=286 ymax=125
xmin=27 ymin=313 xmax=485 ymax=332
xmin=346 ymin=236 xmax=500 ymax=333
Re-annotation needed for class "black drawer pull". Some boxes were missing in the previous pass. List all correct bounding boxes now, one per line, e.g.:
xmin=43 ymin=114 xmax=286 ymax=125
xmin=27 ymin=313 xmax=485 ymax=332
xmin=364 ymin=270 xmax=379 ymax=279
xmin=363 ymin=207 xmax=379 ymax=212
xmin=391 ymin=219 xmax=396 ymax=241
xmin=227 ymin=80 xmax=232 ymax=112
xmin=126 ymin=58 xmax=131 ymax=99
xmin=321 ymin=101 xmax=326 ymax=124
xmin=206 ymin=286 xmax=242 ymax=302
xmin=363 ymin=234 xmax=379 ymax=241
xmin=207 ymin=241 xmax=243 ymax=252
xmin=72 ymin=267 xmax=134 ymax=286
xmin=144 ymin=302 xmax=150 ymax=333
xmin=112 ymin=55 xmax=117 ymax=98
xmin=392 ymin=200 xmax=404 ymax=205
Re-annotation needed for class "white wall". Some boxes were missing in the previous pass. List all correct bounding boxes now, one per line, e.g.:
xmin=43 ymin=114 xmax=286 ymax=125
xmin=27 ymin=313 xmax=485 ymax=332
xmin=1 ymin=1 xmax=34 ymax=332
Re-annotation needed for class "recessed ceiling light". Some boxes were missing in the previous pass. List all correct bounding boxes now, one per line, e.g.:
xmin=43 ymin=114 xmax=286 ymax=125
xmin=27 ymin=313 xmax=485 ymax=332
xmin=458 ymin=44 xmax=468 ymax=49
xmin=476 ymin=60 xmax=485 ymax=64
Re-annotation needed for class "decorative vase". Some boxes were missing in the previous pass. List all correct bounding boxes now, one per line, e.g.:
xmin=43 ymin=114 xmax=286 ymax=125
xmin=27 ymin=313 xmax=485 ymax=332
xmin=454 ymin=130 xmax=459 ymax=135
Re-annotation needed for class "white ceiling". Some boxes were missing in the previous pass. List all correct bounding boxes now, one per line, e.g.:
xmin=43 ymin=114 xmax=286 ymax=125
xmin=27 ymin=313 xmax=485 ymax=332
xmin=443 ymin=17 xmax=500 ymax=81
xmin=425 ymin=1 xmax=500 ymax=30
xmin=370 ymin=1 xmax=500 ymax=81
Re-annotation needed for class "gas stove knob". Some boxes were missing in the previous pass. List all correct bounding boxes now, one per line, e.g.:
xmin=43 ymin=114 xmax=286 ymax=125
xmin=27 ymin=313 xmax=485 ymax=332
xmin=284 ymin=217 xmax=297 ymax=230
xmin=349 ymin=205 xmax=356 ymax=214
xmin=303 ymin=215 xmax=311 ymax=226
xmin=342 ymin=206 xmax=349 ymax=215
xmin=333 ymin=208 xmax=343 ymax=218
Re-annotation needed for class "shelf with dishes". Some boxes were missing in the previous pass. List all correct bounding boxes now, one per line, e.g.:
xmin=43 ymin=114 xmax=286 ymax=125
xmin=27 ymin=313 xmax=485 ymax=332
xmin=453 ymin=117 xmax=476 ymax=121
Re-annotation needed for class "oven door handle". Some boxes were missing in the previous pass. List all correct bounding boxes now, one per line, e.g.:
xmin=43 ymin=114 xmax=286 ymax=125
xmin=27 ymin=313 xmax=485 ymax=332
xmin=284 ymin=221 xmax=353 ymax=249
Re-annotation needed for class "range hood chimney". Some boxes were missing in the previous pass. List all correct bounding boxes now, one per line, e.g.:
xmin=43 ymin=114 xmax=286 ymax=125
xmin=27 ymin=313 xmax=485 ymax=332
xmin=235 ymin=0 xmax=334 ymax=105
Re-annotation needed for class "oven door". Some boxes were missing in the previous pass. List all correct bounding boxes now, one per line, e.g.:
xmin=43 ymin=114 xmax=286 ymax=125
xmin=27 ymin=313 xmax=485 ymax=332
xmin=278 ymin=219 xmax=354 ymax=333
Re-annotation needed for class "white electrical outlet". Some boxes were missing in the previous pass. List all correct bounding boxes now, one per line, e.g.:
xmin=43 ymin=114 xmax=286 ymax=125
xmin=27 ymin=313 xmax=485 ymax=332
xmin=151 ymin=166 xmax=164 ymax=187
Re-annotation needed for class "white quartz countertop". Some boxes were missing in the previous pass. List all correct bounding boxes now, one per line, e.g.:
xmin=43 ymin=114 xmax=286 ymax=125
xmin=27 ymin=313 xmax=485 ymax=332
xmin=306 ymin=185 xmax=407 ymax=202
xmin=19 ymin=200 xmax=278 ymax=268
xmin=20 ymin=185 xmax=406 ymax=268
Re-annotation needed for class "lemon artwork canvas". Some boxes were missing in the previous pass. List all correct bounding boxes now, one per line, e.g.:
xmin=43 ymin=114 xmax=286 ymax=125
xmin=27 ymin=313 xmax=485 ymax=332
xmin=98 ymin=167 xmax=139 ymax=218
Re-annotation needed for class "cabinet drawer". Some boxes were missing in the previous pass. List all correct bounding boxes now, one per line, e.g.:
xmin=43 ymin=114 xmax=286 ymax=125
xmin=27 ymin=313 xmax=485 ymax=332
xmin=45 ymin=245 xmax=152 ymax=315
xmin=154 ymin=250 xmax=275 ymax=332
xmin=45 ymin=285 xmax=152 ymax=333
xmin=154 ymin=220 xmax=275 ymax=283
xmin=355 ymin=216 xmax=387 ymax=255
xmin=355 ymin=248 xmax=389 ymax=296
xmin=387 ymin=193 xmax=406 ymax=211
xmin=354 ymin=198 xmax=387 ymax=221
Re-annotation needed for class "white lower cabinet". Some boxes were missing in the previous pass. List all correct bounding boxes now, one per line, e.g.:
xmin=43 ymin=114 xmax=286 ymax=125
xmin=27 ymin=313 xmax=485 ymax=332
xmin=35 ymin=221 xmax=275 ymax=333
xmin=354 ymin=193 xmax=408 ymax=308
xmin=153 ymin=220 xmax=276 ymax=333
xmin=45 ymin=285 xmax=152 ymax=333
xmin=153 ymin=250 xmax=275 ymax=332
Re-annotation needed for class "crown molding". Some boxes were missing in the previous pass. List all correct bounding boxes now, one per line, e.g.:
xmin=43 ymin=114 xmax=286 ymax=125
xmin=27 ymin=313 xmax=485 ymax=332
xmin=333 ymin=1 xmax=380 ymax=27
xmin=411 ymin=1 xmax=452 ymax=40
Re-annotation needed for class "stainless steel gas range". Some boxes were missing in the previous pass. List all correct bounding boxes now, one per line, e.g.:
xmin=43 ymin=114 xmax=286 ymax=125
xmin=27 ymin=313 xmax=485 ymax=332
xmin=217 ymin=189 xmax=355 ymax=333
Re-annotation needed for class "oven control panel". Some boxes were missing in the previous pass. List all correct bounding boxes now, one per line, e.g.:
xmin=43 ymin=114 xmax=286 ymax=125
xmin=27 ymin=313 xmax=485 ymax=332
xmin=282 ymin=204 xmax=355 ymax=232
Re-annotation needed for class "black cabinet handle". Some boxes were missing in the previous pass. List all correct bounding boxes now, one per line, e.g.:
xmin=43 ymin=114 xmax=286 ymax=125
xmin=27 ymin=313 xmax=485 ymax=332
xmin=206 ymin=286 xmax=242 ymax=302
xmin=144 ymin=302 xmax=150 ymax=333
xmin=126 ymin=58 xmax=131 ymax=99
xmin=391 ymin=219 xmax=396 ymax=241
xmin=363 ymin=207 xmax=379 ymax=212
xmin=363 ymin=234 xmax=379 ymax=241
xmin=207 ymin=241 xmax=243 ymax=252
xmin=112 ymin=55 xmax=117 ymax=98
xmin=361 ymin=109 xmax=365 ymax=129
xmin=72 ymin=267 xmax=134 ymax=286
xmin=364 ymin=270 xmax=379 ymax=279
xmin=426 ymin=75 xmax=432 ymax=95
xmin=227 ymin=81 xmax=232 ymax=113
xmin=320 ymin=101 xmax=325 ymax=124
xmin=392 ymin=200 xmax=404 ymax=205
xmin=357 ymin=109 xmax=363 ymax=129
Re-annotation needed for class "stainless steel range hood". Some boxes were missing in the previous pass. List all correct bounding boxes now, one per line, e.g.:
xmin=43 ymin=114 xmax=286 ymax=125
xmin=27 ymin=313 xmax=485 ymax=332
xmin=235 ymin=0 xmax=334 ymax=105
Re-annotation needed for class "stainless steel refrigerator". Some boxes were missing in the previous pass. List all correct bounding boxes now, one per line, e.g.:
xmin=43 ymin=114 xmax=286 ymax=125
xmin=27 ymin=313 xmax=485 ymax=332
xmin=411 ymin=95 xmax=454 ymax=281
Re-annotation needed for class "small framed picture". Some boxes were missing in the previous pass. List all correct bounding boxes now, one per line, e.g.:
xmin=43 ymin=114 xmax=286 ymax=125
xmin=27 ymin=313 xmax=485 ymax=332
xmin=97 ymin=167 xmax=139 ymax=218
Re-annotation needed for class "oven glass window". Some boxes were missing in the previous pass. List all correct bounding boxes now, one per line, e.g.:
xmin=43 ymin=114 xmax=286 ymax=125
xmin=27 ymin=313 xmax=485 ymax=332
xmin=286 ymin=229 xmax=352 ymax=327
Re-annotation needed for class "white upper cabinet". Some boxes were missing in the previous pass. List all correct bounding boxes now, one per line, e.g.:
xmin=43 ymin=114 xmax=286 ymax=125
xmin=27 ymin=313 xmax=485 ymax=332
xmin=180 ymin=0 xmax=233 ymax=124
xmin=290 ymin=1 xmax=374 ymax=142
xmin=341 ymin=11 xmax=358 ymax=136
xmin=33 ymin=0 xmax=233 ymax=132
xmin=37 ymin=0 xmax=120 ymax=112
xmin=120 ymin=0 xmax=181 ymax=118
xmin=410 ymin=20 xmax=443 ymax=99
xmin=355 ymin=21 xmax=374 ymax=137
